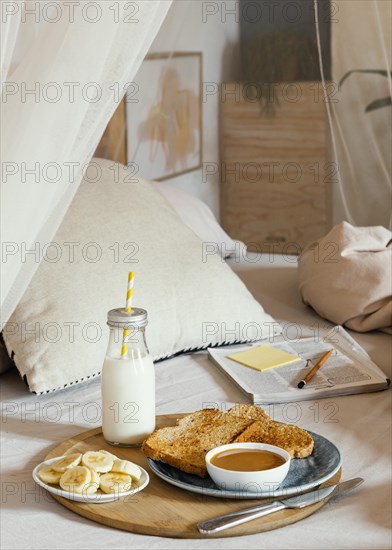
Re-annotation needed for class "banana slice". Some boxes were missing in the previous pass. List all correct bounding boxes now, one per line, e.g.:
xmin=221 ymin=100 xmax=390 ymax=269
xmin=38 ymin=466 xmax=62 ymax=485
xmin=100 ymin=472 xmax=132 ymax=494
xmin=98 ymin=449 xmax=118 ymax=462
xmin=59 ymin=466 xmax=91 ymax=494
xmin=52 ymin=453 xmax=82 ymax=473
xmin=111 ymin=459 xmax=142 ymax=481
xmin=82 ymin=451 xmax=114 ymax=473
xmin=85 ymin=468 xmax=100 ymax=495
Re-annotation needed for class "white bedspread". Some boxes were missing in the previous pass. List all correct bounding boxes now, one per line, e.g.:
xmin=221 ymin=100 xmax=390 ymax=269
xmin=1 ymin=254 xmax=391 ymax=550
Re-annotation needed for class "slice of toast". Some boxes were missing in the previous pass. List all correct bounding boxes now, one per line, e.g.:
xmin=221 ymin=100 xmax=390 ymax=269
xmin=142 ymin=409 xmax=254 ymax=477
xmin=227 ymin=404 xmax=272 ymax=425
xmin=142 ymin=405 xmax=314 ymax=477
xmin=234 ymin=420 xmax=314 ymax=458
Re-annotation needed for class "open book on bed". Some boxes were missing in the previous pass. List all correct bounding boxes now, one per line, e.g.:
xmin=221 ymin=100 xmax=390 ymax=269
xmin=208 ymin=326 xmax=390 ymax=404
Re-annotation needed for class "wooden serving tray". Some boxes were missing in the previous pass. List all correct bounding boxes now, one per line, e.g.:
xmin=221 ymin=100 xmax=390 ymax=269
xmin=45 ymin=414 xmax=341 ymax=538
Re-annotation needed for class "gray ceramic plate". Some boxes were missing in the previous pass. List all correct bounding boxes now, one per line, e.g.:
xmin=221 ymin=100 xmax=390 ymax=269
xmin=147 ymin=431 xmax=341 ymax=499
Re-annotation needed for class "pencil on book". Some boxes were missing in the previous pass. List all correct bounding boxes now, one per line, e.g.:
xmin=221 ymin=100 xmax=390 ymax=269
xmin=297 ymin=349 xmax=333 ymax=389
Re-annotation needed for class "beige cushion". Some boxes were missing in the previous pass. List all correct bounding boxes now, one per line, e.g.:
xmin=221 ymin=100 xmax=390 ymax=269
xmin=298 ymin=222 xmax=392 ymax=334
xmin=3 ymin=159 xmax=279 ymax=393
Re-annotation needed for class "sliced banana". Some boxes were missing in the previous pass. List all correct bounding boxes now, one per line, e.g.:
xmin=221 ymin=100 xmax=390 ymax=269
xmin=38 ymin=466 xmax=62 ymax=485
xmin=100 ymin=472 xmax=132 ymax=494
xmin=98 ymin=449 xmax=118 ymax=462
xmin=59 ymin=466 xmax=91 ymax=494
xmin=85 ymin=468 xmax=100 ymax=495
xmin=82 ymin=451 xmax=114 ymax=473
xmin=111 ymin=459 xmax=142 ymax=481
xmin=52 ymin=453 xmax=82 ymax=473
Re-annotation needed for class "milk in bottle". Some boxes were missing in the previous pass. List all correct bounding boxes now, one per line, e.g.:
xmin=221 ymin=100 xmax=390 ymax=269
xmin=101 ymin=307 xmax=155 ymax=446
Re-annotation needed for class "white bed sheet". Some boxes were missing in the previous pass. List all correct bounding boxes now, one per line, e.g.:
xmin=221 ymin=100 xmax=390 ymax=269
xmin=1 ymin=254 xmax=391 ymax=550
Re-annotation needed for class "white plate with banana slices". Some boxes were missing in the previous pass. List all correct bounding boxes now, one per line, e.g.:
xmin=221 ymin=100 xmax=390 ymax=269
xmin=32 ymin=452 xmax=150 ymax=504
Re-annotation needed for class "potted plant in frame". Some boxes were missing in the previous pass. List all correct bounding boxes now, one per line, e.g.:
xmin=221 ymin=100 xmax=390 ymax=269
xmin=242 ymin=29 xmax=320 ymax=115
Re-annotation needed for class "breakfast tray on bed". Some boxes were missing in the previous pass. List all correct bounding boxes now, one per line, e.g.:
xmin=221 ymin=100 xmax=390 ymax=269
xmin=44 ymin=414 xmax=341 ymax=538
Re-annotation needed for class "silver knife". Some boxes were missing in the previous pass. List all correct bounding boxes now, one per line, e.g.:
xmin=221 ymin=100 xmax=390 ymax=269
xmin=197 ymin=477 xmax=364 ymax=535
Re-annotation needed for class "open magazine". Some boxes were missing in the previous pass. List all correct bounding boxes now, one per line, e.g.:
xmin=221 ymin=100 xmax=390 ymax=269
xmin=208 ymin=326 xmax=390 ymax=404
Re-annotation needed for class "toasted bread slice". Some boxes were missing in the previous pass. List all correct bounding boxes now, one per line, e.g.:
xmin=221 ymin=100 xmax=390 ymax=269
xmin=142 ymin=409 xmax=254 ymax=477
xmin=229 ymin=404 xmax=313 ymax=458
xmin=234 ymin=420 xmax=314 ymax=458
xmin=228 ymin=404 xmax=271 ymax=425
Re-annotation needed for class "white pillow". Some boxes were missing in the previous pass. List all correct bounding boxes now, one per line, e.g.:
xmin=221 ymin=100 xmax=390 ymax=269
xmin=3 ymin=159 xmax=280 ymax=394
xmin=155 ymin=181 xmax=246 ymax=259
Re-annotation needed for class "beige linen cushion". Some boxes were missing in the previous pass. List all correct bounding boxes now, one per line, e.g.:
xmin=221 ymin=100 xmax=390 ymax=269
xmin=3 ymin=159 xmax=280 ymax=394
xmin=298 ymin=222 xmax=392 ymax=333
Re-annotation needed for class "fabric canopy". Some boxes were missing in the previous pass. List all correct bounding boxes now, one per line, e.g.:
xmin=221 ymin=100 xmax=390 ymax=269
xmin=1 ymin=0 xmax=172 ymax=324
xmin=329 ymin=0 xmax=391 ymax=228
xmin=1 ymin=0 xmax=390 ymax=324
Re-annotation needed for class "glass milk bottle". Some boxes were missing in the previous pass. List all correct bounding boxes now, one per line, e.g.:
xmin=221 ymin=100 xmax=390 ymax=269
xmin=101 ymin=307 xmax=156 ymax=447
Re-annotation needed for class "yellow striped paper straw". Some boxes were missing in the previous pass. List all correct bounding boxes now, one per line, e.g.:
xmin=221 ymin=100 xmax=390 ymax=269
xmin=121 ymin=272 xmax=135 ymax=358
xmin=125 ymin=271 xmax=134 ymax=313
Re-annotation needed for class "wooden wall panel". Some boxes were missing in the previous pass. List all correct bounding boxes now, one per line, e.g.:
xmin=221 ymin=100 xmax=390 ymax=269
xmin=220 ymin=82 xmax=329 ymax=253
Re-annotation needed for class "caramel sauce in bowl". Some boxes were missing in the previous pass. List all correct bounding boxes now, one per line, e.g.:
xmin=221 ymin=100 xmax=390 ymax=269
xmin=211 ymin=448 xmax=286 ymax=472
xmin=206 ymin=443 xmax=291 ymax=495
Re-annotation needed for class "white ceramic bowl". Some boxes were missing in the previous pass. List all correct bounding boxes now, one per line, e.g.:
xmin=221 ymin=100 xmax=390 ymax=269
xmin=205 ymin=443 xmax=291 ymax=493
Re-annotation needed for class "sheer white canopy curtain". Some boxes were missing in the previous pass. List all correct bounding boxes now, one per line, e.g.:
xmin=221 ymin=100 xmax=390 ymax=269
xmin=325 ymin=0 xmax=391 ymax=228
xmin=0 ymin=0 xmax=172 ymax=324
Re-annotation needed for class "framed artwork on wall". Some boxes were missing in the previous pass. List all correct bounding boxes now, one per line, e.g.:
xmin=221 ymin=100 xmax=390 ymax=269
xmin=126 ymin=52 xmax=203 ymax=181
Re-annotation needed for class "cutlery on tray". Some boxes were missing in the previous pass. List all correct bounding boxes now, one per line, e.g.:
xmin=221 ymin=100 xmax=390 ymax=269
xmin=197 ymin=477 xmax=364 ymax=535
